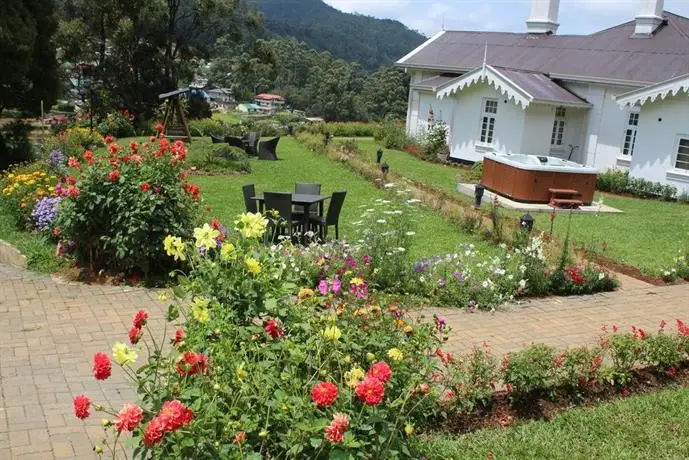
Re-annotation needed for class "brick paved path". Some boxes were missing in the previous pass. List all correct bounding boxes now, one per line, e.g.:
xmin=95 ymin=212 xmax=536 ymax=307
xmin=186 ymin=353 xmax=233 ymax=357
xmin=0 ymin=264 xmax=687 ymax=459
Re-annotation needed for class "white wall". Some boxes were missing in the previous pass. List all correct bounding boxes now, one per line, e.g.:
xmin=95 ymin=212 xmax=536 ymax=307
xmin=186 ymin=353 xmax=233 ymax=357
xmin=630 ymin=92 xmax=689 ymax=195
xmin=446 ymin=83 xmax=525 ymax=162
xmin=563 ymin=82 xmax=638 ymax=170
xmin=521 ymin=105 xmax=553 ymax=156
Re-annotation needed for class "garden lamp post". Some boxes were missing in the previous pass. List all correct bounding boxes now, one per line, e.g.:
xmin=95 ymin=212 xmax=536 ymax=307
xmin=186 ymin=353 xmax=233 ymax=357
xmin=376 ymin=148 xmax=383 ymax=164
xmin=473 ymin=184 xmax=485 ymax=208
xmin=381 ymin=162 xmax=390 ymax=174
xmin=520 ymin=213 xmax=535 ymax=232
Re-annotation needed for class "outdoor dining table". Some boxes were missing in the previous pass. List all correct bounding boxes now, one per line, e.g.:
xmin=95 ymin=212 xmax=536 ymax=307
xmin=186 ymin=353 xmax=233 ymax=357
xmin=251 ymin=193 xmax=330 ymax=237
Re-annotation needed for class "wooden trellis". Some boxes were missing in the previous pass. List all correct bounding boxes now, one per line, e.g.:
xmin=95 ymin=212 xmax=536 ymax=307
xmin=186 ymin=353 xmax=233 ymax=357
xmin=158 ymin=88 xmax=192 ymax=142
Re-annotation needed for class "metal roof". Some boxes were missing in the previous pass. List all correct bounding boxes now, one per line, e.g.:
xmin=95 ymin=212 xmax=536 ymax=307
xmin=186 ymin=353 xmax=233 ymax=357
xmin=411 ymin=75 xmax=460 ymax=91
xmin=498 ymin=68 xmax=589 ymax=106
xmin=397 ymin=12 xmax=689 ymax=85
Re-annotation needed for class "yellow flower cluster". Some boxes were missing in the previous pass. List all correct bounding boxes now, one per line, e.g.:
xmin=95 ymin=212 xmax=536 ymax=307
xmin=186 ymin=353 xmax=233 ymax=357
xmin=234 ymin=212 xmax=268 ymax=239
xmin=163 ymin=235 xmax=186 ymax=261
xmin=1 ymin=169 xmax=58 ymax=210
xmin=192 ymin=297 xmax=210 ymax=323
xmin=112 ymin=342 xmax=138 ymax=366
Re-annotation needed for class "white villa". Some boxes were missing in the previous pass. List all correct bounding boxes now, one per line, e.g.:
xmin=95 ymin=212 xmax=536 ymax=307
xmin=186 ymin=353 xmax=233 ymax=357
xmin=396 ymin=0 xmax=689 ymax=194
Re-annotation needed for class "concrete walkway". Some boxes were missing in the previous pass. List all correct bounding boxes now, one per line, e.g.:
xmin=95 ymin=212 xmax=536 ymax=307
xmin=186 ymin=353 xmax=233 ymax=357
xmin=0 ymin=263 xmax=687 ymax=459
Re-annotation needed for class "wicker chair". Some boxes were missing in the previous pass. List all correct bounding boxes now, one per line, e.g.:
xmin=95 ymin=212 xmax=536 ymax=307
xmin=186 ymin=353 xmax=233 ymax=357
xmin=309 ymin=191 xmax=346 ymax=240
xmin=258 ymin=137 xmax=280 ymax=161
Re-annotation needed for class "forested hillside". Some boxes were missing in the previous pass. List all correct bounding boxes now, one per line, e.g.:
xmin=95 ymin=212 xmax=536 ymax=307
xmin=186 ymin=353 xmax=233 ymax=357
xmin=252 ymin=0 xmax=426 ymax=70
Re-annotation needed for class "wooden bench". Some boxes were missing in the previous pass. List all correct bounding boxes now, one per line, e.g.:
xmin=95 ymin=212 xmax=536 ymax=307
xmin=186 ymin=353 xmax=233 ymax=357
xmin=548 ymin=188 xmax=583 ymax=209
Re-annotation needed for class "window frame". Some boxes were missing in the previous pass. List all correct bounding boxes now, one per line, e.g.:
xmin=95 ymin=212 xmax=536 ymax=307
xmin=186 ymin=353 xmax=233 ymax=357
xmin=621 ymin=108 xmax=640 ymax=157
xmin=479 ymin=98 xmax=498 ymax=145
xmin=674 ymin=136 xmax=689 ymax=172
xmin=550 ymin=107 xmax=566 ymax=147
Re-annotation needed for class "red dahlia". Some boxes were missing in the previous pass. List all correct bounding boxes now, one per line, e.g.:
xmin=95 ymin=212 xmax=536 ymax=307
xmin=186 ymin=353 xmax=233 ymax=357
xmin=109 ymin=170 xmax=120 ymax=182
xmin=355 ymin=377 xmax=385 ymax=406
xmin=114 ymin=403 xmax=143 ymax=432
xmin=368 ymin=361 xmax=392 ymax=383
xmin=324 ymin=413 xmax=349 ymax=443
xmin=129 ymin=326 xmax=143 ymax=345
xmin=171 ymin=328 xmax=185 ymax=346
xmin=140 ymin=183 xmax=151 ymax=192
xmin=133 ymin=310 xmax=148 ymax=329
xmin=175 ymin=352 xmax=208 ymax=376
xmin=311 ymin=381 xmax=339 ymax=407
xmin=143 ymin=417 xmax=166 ymax=446
xmin=73 ymin=394 xmax=91 ymax=419
xmin=264 ymin=319 xmax=283 ymax=338
xmin=157 ymin=400 xmax=194 ymax=432
xmin=93 ymin=352 xmax=112 ymax=380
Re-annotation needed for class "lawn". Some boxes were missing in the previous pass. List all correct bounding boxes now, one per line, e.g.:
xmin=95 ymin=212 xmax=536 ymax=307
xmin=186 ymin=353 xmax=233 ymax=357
xmin=357 ymin=139 xmax=689 ymax=274
xmin=187 ymin=137 xmax=497 ymax=260
xmin=0 ymin=207 xmax=64 ymax=273
xmin=419 ymin=386 xmax=689 ymax=459
xmin=211 ymin=112 xmax=242 ymax=124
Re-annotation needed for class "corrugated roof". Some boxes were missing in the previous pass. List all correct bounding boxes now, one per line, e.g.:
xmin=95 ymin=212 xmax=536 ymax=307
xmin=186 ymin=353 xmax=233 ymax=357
xmin=397 ymin=12 xmax=689 ymax=85
xmin=498 ymin=68 xmax=588 ymax=105
xmin=411 ymin=75 xmax=459 ymax=90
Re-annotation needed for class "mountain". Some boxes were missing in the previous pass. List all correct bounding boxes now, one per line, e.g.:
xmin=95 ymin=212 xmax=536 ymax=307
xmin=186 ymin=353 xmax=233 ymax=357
xmin=251 ymin=0 xmax=426 ymax=70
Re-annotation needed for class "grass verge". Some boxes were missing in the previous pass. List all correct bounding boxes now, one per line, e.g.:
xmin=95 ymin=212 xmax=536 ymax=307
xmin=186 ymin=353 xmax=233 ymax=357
xmin=418 ymin=386 xmax=689 ymax=459
xmin=0 ymin=207 xmax=64 ymax=273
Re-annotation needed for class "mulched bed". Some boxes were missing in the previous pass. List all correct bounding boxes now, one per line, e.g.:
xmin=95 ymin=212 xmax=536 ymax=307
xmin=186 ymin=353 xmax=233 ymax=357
xmin=436 ymin=366 xmax=689 ymax=435
xmin=592 ymin=254 xmax=671 ymax=286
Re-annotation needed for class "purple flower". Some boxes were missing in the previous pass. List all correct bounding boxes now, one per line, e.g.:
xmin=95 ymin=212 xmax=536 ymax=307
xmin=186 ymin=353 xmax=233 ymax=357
xmin=46 ymin=150 xmax=66 ymax=173
xmin=318 ymin=279 xmax=328 ymax=296
xmin=434 ymin=315 xmax=446 ymax=331
xmin=437 ymin=279 xmax=446 ymax=287
xmin=332 ymin=278 xmax=342 ymax=294
xmin=31 ymin=197 xmax=62 ymax=232
xmin=346 ymin=256 xmax=357 ymax=269
xmin=453 ymin=271 xmax=465 ymax=283
xmin=362 ymin=255 xmax=371 ymax=265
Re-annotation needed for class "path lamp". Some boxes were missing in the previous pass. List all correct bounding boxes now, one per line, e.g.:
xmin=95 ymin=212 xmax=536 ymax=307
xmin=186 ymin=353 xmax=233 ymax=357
xmin=520 ymin=213 xmax=535 ymax=233
xmin=474 ymin=184 xmax=485 ymax=209
xmin=381 ymin=162 xmax=390 ymax=174
xmin=376 ymin=148 xmax=384 ymax=164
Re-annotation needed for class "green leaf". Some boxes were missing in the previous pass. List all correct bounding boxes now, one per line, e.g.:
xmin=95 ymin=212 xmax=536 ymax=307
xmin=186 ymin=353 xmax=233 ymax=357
xmin=310 ymin=437 xmax=323 ymax=448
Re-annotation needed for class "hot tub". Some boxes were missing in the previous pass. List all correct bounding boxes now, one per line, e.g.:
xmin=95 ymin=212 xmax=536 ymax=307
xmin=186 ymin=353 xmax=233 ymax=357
xmin=481 ymin=153 xmax=598 ymax=205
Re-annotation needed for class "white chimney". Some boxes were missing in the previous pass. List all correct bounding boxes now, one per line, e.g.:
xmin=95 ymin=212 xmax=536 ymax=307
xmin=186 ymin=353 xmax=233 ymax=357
xmin=526 ymin=0 xmax=560 ymax=34
xmin=634 ymin=0 xmax=665 ymax=35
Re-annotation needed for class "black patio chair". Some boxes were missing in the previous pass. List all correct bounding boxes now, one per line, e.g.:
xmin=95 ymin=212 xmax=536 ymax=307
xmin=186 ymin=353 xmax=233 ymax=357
xmin=242 ymin=184 xmax=258 ymax=214
xmin=258 ymin=137 xmax=280 ymax=161
xmin=309 ymin=191 xmax=346 ymax=240
xmin=228 ymin=136 xmax=245 ymax=150
xmin=292 ymin=183 xmax=321 ymax=220
xmin=243 ymin=132 xmax=260 ymax=156
xmin=210 ymin=133 xmax=226 ymax=144
xmin=264 ymin=192 xmax=296 ymax=240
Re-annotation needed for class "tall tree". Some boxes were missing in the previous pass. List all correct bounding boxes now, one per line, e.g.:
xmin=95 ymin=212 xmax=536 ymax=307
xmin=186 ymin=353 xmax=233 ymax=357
xmin=0 ymin=0 xmax=59 ymax=117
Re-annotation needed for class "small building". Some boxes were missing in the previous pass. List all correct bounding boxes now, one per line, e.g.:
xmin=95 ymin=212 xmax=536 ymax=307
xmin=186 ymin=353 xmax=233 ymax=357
xmin=255 ymin=93 xmax=285 ymax=110
xmin=396 ymin=0 xmax=689 ymax=192
xmin=206 ymin=88 xmax=234 ymax=104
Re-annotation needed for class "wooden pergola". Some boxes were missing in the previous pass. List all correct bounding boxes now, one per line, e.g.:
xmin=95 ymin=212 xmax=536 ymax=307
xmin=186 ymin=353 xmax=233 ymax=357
xmin=158 ymin=88 xmax=192 ymax=142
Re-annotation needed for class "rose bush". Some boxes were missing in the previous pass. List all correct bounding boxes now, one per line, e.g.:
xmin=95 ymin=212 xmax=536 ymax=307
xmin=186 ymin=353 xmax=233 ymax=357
xmin=54 ymin=132 xmax=202 ymax=277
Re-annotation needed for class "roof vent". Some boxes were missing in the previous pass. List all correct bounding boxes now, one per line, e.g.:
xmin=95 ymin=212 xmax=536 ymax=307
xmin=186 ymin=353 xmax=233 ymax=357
xmin=634 ymin=0 xmax=665 ymax=36
xmin=526 ymin=0 xmax=560 ymax=35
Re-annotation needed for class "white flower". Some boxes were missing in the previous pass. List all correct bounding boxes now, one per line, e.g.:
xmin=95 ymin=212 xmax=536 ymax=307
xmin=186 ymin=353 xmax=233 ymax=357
xmin=519 ymin=279 xmax=527 ymax=289
xmin=519 ymin=264 xmax=527 ymax=273
xmin=397 ymin=247 xmax=406 ymax=252
xmin=376 ymin=219 xmax=387 ymax=224
xmin=598 ymin=272 xmax=605 ymax=280
xmin=499 ymin=243 xmax=507 ymax=249
xmin=384 ymin=183 xmax=395 ymax=188
xmin=405 ymin=231 xmax=416 ymax=236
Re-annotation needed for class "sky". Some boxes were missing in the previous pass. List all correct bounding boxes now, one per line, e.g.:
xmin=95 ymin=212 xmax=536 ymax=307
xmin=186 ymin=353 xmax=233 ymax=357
xmin=323 ymin=0 xmax=689 ymax=37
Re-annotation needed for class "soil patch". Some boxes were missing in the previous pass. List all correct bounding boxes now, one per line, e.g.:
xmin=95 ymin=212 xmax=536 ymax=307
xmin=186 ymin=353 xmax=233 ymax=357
xmin=592 ymin=254 xmax=668 ymax=286
xmin=435 ymin=366 xmax=689 ymax=435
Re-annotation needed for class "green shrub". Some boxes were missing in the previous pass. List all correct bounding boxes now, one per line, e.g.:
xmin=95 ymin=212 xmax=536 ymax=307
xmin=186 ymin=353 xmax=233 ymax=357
xmin=97 ymin=112 xmax=136 ymax=138
xmin=374 ymin=118 xmax=410 ymax=150
xmin=600 ymin=330 xmax=644 ymax=385
xmin=309 ymin=122 xmax=379 ymax=137
xmin=54 ymin=137 xmax=201 ymax=277
xmin=420 ymin=121 xmax=449 ymax=161
xmin=503 ymin=344 xmax=558 ymax=398
xmin=0 ymin=121 xmax=34 ymax=170
xmin=560 ymin=346 xmax=603 ymax=389
xmin=187 ymin=96 xmax=212 ymax=120
xmin=43 ymin=127 xmax=104 ymax=157
xmin=642 ymin=330 xmax=683 ymax=371
xmin=596 ymin=169 xmax=677 ymax=201
xmin=441 ymin=345 xmax=498 ymax=413
xmin=188 ymin=119 xmax=224 ymax=137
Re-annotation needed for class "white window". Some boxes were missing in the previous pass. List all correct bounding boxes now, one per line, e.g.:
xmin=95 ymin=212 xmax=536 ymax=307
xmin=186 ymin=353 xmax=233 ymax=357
xmin=676 ymin=138 xmax=689 ymax=171
xmin=550 ymin=107 xmax=566 ymax=146
xmin=622 ymin=110 xmax=640 ymax=156
xmin=480 ymin=99 xmax=498 ymax=144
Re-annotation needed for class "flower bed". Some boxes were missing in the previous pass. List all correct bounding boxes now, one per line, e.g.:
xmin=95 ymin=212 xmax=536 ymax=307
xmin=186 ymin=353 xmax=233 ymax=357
xmin=70 ymin=217 xmax=689 ymax=457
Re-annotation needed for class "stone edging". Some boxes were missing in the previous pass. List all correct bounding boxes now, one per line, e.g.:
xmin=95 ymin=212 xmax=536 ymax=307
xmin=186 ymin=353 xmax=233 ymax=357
xmin=0 ymin=239 xmax=28 ymax=269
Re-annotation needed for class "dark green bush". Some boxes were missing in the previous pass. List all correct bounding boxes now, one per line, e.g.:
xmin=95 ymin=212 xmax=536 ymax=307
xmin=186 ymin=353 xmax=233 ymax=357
xmin=374 ymin=118 xmax=410 ymax=149
xmin=596 ymin=169 xmax=677 ymax=201
xmin=97 ymin=112 xmax=135 ymax=138
xmin=0 ymin=121 xmax=34 ymax=170
xmin=308 ymin=122 xmax=379 ymax=137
